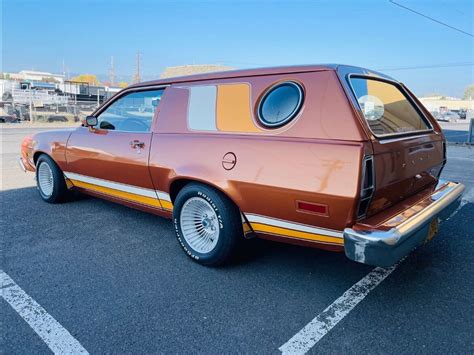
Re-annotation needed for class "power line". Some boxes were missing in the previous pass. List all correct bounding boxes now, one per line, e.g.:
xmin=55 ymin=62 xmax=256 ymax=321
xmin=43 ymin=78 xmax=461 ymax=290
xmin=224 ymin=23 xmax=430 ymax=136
xmin=389 ymin=0 xmax=473 ymax=37
xmin=377 ymin=62 xmax=474 ymax=71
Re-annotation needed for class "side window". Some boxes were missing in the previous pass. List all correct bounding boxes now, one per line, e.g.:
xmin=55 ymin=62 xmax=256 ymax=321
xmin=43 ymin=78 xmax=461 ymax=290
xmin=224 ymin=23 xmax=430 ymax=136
xmin=97 ymin=89 xmax=164 ymax=132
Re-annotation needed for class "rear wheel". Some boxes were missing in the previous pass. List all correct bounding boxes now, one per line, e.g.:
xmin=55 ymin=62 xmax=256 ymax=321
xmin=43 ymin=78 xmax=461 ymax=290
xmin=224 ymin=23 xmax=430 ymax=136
xmin=173 ymin=183 xmax=243 ymax=266
xmin=36 ymin=155 xmax=68 ymax=203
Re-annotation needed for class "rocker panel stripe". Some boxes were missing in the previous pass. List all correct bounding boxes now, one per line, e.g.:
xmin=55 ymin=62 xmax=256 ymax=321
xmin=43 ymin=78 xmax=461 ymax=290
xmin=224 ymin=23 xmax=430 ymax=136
xmin=64 ymin=172 xmax=343 ymax=243
xmin=244 ymin=213 xmax=344 ymax=239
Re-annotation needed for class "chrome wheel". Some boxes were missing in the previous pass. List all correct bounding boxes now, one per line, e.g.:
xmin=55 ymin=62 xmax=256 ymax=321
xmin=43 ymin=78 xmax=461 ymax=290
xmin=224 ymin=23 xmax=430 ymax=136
xmin=38 ymin=161 xmax=54 ymax=197
xmin=180 ymin=197 xmax=220 ymax=254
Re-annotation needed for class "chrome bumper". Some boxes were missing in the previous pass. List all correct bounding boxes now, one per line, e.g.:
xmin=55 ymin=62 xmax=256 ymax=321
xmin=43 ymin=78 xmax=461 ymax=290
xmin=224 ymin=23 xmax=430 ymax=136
xmin=344 ymin=180 xmax=465 ymax=267
xmin=18 ymin=157 xmax=27 ymax=172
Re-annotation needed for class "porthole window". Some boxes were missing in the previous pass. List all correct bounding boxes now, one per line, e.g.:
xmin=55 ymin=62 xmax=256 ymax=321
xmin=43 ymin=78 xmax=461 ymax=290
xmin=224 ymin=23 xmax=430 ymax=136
xmin=258 ymin=82 xmax=303 ymax=128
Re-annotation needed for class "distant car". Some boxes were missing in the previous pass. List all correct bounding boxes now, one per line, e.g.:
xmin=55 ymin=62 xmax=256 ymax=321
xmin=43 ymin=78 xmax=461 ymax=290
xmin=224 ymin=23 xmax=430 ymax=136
xmin=440 ymin=111 xmax=460 ymax=122
xmin=458 ymin=109 xmax=467 ymax=120
xmin=430 ymin=111 xmax=441 ymax=120
xmin=0 ymin=107 xmax=19 ymax=123
xmin=47 ymin=115 xmax=68 ymax=122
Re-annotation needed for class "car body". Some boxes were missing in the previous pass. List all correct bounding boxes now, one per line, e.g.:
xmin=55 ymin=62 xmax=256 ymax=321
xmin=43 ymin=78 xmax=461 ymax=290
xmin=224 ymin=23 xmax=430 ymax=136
xmin=451 ymin=109 xmax=467 ymax=120
xmin=440 ymin=111 xmax=460 ymax=122
xmin=19 ymin=64 xmax=464 ymax=266
xmin=0 ymin=105 xmax=19 ymax=123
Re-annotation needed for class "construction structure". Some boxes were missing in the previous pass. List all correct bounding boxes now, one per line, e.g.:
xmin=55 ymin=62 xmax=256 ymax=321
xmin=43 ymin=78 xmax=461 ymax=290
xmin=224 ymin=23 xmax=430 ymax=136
xmin=109 ymin=56 xmax=116 ymax=86
xmin=132 ymin=51 xmax=141 ymax=84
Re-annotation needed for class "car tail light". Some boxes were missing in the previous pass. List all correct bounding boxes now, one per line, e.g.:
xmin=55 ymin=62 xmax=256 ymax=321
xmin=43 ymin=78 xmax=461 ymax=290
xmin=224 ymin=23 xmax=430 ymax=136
xmin=357 ymin=155 xmax=375 ymax=220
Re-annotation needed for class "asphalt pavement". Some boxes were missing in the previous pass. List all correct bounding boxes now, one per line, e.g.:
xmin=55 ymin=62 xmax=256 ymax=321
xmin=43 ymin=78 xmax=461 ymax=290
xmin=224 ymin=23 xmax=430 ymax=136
xmin=1 ymin=126 xmax=473 ymax=354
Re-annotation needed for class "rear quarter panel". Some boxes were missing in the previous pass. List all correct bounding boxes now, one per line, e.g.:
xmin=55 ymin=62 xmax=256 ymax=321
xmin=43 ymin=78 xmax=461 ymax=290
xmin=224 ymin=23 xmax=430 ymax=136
xmin=150 ymin=134 xmax=365 ymax=232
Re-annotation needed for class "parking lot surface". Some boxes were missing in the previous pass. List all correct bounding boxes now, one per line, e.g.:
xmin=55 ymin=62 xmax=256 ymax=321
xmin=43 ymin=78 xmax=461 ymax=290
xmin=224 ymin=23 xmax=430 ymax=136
xmin=2 ymin=127 xmax=473 ymax=354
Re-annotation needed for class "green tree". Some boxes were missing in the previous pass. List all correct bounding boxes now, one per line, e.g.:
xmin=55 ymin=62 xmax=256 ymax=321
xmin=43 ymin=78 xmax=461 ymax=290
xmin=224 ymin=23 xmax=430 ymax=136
xmin=71 ymin=74 xmax=99 ymax=85
xmin=118 ymin=81 xmax=128 ymax=88
xmin=463 ymin=84 xmax=474 ymax=100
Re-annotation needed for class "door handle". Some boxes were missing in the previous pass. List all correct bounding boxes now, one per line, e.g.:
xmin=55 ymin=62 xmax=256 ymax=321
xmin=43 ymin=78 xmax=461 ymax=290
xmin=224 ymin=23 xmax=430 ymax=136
xmin=130 ymin=140 xmax=145 ymax=149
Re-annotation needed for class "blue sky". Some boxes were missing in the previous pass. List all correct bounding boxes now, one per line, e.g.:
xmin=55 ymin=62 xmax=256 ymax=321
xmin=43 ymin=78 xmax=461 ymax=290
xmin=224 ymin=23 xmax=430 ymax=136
xmin=2 ymin=0 xmax=473 ymax=96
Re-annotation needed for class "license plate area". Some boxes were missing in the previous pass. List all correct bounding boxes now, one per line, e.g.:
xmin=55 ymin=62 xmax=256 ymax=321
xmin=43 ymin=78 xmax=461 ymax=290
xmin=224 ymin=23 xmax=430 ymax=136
xmin=425 ymin=218 xmax=439 ymax=243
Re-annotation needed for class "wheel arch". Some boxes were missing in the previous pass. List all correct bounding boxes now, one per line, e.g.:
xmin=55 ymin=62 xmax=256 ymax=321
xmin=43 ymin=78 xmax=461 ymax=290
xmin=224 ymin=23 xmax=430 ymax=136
xmin=168 ymin=176 xmax=254 ymax=238
xmin=168 ymin=177 xmax=243 ymax=212
xmin=33 ymin=150 xmax=52 ymax=165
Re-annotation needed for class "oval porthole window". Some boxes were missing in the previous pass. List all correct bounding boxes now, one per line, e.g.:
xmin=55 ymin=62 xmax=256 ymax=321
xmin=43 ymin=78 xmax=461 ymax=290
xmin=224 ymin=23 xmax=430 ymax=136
xmin=258 ymin=82 xmax=303 ymax=128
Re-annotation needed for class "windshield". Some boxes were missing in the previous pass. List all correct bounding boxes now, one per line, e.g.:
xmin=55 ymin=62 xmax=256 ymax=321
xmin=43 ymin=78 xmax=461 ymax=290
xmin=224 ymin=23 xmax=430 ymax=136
xmin=350 ymin=77 xmax=431 ymax=137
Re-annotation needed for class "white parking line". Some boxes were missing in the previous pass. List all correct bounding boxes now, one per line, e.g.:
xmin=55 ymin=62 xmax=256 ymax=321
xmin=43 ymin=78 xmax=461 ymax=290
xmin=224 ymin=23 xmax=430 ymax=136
xmin=279 ymin=198 xmax=470 ymax=354
xmin=1 ymin=270 xmax=89 ymax=354
xmin=279 ymin=266 xmax=396 ymax=354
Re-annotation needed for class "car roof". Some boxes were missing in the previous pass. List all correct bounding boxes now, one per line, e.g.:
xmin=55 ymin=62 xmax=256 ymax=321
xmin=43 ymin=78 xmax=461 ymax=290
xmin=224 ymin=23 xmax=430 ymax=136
xmin=129 ymin=64 xmax=397 ymax=89
xmin=128 ymin=64 xmax=347 ymax=88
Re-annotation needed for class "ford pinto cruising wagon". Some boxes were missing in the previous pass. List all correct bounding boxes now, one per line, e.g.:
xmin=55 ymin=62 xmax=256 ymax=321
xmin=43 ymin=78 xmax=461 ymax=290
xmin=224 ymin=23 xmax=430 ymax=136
xmin=19 ymin=64 xmax=464 ymax=266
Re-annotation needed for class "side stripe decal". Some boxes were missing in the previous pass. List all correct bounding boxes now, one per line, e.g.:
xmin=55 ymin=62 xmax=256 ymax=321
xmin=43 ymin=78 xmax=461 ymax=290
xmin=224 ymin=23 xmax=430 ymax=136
xmin=244 ymin=213 xmax=344 ymax=245
xmin=65 ymin=172 xmax=157 ymax=198
xmin=64 ymin=172 xmax=343 ymax=244
xmin=64 ymin=172 xmax=173 ymax=211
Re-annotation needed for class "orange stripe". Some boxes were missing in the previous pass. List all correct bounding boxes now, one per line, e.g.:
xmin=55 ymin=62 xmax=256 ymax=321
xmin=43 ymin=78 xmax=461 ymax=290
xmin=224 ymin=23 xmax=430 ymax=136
xmin=70 ymin=179 xmax=163 ymax=208
xmin=216 ymin=84 xmax=261 ymax=133
xmin=250 ymin=222 xmax=344 ymax=245
xmin=160 ymin=200 xmax=173 ymax=211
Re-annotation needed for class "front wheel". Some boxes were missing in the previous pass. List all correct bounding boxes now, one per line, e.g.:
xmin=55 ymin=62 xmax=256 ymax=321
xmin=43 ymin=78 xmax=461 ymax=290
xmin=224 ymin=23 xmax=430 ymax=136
xmin=173 ymin=183 xmax=243 ymax=266
xmin=36 ymin=154 xmax=68 ymax=203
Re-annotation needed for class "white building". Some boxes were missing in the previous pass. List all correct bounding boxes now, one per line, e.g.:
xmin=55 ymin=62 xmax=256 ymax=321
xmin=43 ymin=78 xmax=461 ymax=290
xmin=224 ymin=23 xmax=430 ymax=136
xmin=5 ymin=70 xmax=65 ymax=83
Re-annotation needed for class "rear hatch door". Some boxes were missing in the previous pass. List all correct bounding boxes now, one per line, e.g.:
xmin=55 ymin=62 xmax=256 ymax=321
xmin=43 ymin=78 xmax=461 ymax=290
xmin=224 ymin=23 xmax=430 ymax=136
xmin=346 ymin=74 xmax=445 ymax=217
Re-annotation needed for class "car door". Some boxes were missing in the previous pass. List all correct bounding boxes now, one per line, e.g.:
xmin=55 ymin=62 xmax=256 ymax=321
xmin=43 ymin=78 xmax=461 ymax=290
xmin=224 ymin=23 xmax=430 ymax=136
xmin=65 ymin=88 xmax=165 ymax=209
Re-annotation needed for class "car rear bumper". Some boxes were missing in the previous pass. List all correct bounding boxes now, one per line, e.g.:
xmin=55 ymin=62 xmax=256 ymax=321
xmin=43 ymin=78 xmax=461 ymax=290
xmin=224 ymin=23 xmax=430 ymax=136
xmin=344 ymin=180 xmax=464 ymax=267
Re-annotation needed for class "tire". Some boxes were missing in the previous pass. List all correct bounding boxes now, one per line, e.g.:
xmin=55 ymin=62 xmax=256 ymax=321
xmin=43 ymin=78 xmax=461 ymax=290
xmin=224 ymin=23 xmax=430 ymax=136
xmin=173 ymin=183 xmax=243 ymax=266
xmin=36 ymin=154 xmax=68 ymax=203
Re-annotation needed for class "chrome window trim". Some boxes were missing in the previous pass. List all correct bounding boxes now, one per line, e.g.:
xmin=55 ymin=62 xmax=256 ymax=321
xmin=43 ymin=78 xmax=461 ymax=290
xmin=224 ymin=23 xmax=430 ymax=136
xmin=257 ymin=81 xmax=304 ymax=128
xmin=346 ymin=74 xmax=433 ymax=139
xmin=92 ymin=85 xmax=169 ymax=133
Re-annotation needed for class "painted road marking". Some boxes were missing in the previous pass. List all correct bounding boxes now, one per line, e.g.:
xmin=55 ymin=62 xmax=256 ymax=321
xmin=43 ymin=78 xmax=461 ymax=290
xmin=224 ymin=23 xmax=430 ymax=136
xmin=1 ymin=270 xmax=89 ymax=354
xmin=279 ymin=199 xmax=470 ymax=354
xmin=279 ymin=266 xmax=396 ymax=354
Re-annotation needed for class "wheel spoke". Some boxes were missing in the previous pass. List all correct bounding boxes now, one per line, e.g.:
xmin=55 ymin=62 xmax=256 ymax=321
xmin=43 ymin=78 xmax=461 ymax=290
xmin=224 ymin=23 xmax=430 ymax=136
xmin=179 ymin=197 xmax=220 ymax=254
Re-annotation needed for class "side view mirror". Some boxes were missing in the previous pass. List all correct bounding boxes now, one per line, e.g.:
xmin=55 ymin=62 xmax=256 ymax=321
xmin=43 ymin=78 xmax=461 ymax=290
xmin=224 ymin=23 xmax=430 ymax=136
xmin=85 ymin=116 xmax=98 ymax=127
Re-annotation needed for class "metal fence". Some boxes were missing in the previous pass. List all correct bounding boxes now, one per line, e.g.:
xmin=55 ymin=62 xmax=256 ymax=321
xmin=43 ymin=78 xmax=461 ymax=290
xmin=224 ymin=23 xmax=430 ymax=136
xmin=12 ymin=89 xmax=69 ymax=105
xmin=3 ymin=99 xmax=100 ymax=123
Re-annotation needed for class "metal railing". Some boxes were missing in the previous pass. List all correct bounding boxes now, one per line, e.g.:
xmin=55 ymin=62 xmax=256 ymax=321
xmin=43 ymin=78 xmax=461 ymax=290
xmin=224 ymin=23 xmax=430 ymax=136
xmin=12 ymin=89 xmax=69 ymax=105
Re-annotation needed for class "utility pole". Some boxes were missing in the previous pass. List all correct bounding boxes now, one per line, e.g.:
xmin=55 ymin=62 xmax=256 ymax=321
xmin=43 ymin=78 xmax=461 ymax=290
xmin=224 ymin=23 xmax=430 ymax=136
xmin=109 ymin=56 xmax=116 ymax=86
xmin=133 ymin=51 xmax=141 ymax=84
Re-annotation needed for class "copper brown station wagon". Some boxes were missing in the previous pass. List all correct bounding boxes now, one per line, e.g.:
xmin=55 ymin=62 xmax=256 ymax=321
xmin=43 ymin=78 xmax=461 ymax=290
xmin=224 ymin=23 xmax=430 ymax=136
xmin=19 ymin=65 xmax=465 ymax=267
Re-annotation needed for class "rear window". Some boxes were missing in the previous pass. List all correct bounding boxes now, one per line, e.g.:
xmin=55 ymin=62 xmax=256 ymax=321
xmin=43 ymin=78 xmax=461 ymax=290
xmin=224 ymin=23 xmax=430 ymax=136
xmin=349 ymin=76 xmax=431 ymax=137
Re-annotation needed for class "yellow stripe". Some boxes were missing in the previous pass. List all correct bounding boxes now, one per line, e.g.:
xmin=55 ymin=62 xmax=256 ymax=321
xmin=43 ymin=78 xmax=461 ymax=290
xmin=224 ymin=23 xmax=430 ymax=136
xmin=65 ymin=178 xmax=74 ymax=189
xmin=250 ymin=222 xmax=344 ymax=245
xmin=70 ymin=180 xmax=162 ymax=208
xmin=69 ymin=178 xmax=339 ymax=244
xmin=243 ymin=223 xmax=252 ymax=234
xmin=160 ymin=200 xmax=173 ymax=211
